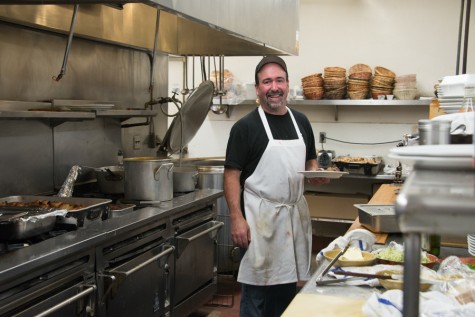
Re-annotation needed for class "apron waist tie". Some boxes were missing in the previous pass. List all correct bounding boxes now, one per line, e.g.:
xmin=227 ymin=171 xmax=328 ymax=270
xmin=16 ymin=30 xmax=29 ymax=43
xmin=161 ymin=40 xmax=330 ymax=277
xmin=244 ymin=187 xmax=298 ymax=213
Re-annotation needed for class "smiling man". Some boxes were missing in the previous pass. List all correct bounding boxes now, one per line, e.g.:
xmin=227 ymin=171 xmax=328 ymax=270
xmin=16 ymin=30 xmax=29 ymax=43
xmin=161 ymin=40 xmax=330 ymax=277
xmin=224 ymin=56 xmax=331 ymax=317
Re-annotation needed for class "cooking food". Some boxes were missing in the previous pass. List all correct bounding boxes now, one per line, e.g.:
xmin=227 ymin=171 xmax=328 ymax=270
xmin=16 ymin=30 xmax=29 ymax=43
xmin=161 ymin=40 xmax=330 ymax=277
xmin=341 ymin=247 xmax=364 ymax=261
xmin=0 ymin=199 xmax=85 ymax=210
xmin=333 ymin=155 xmax=383 ymax=176
xmin=375 ymin=247 xmax=432 ymax=263
xmin=376 ymin=269 xmax=433 ymax=292
xmin=324 ymin=249 xmax=376 ymax=267
xmin=334 ymin=156 xmax=379 ymax=164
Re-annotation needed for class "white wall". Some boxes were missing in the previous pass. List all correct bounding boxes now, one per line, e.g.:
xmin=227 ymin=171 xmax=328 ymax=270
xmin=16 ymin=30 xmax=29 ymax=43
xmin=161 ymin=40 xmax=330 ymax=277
xmin=169 ymin=0 xmax=474 ymax=164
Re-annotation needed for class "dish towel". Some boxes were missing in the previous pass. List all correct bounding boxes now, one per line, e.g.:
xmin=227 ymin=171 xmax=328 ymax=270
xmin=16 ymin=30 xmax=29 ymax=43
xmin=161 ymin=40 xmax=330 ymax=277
xmin=362 ymin=289 xmax=475 ymax=317
xmin=316 ymin=228 xmax=376 ymax=262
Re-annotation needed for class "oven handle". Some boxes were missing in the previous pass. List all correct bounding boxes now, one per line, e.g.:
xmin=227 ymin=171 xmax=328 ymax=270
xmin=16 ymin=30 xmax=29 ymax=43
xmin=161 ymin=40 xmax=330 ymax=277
xmin=175 ymin=221 xmax=224 ymax=258
xmin=112 ymin=244 xmax=174 ymax=278
xmin=101 ymin=244 xmax=175 ymax=300
xmin=33 ymin=284 xmax=96 ymax=317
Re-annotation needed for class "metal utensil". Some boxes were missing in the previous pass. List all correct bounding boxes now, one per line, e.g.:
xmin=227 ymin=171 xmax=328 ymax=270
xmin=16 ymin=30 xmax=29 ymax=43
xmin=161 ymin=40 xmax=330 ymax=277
xmin=316 ymin=244 xmax=350 ymax=285
xmin=332 ymin=270 xmax=394 ymax=280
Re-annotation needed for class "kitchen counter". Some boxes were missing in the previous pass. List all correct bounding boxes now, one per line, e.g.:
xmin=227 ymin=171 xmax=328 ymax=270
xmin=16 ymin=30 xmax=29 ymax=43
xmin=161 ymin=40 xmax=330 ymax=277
xmin=284 ymin=180 xmax=473 ymax=316
xmin=282 ymin=184 xmax=397 ymax=316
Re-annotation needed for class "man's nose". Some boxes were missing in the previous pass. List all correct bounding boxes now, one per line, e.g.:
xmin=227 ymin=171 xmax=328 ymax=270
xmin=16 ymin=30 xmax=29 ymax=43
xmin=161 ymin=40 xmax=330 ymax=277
xmin=270 ymin=81 xmax=279 ymax=90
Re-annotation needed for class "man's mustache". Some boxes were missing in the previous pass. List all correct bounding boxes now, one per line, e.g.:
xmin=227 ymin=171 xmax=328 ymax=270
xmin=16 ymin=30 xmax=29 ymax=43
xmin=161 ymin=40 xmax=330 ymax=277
xmin=266 ymin=90 xmax=284 ymax=97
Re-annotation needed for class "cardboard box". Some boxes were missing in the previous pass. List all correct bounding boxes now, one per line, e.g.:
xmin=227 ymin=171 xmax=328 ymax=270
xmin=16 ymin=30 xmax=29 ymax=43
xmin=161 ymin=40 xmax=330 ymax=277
xmin=304 ymin=192 xmax=369 ymax=220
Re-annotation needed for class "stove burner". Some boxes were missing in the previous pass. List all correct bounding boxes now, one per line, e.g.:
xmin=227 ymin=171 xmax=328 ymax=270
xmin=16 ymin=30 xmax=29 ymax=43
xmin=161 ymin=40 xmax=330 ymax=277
xmin=0 ymin=242 xmax=30 ymax=254
xmin=0 ymin=224 xmax=77 ymax=255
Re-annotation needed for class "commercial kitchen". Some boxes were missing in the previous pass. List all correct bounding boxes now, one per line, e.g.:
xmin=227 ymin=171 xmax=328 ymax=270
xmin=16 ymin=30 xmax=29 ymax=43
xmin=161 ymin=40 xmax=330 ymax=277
xmin=0 ymin=1 xmax=474 ymax=317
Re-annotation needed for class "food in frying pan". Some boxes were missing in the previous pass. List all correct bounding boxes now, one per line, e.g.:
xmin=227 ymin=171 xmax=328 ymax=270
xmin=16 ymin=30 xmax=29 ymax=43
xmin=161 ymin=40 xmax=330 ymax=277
xmin=0 ymin=199 xmax=85 ymax=210
xmin=333 ymin=156 xmax=379 ymax=164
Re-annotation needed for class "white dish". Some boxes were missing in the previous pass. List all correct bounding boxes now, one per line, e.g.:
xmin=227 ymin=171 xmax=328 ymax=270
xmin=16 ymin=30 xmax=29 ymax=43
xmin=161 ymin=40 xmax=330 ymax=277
xmin=67 ymin=104 xmax=116 ymax=111
xmin=442 ymin=109 xmax=462 ymax=114
xmin=298 ymin=171 xmax=348 ymax=179
xmin=389 ymin=144 xmax=472 ymax=157
xmin=388 ymin=145 xmax=473 ymax=169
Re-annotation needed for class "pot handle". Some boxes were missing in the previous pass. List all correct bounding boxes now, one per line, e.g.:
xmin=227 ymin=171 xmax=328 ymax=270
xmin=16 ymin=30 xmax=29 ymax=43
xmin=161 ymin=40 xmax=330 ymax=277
xmin=154 ymin=163 xmax=174 ymax=181
xmin=192 ymin=172 xmax=199 ymax=185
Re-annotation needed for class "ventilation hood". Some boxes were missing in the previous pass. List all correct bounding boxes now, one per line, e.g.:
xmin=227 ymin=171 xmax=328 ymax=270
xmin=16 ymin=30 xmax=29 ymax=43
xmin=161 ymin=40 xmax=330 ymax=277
xmin=0 ymin=1 xmax=299 ymax=56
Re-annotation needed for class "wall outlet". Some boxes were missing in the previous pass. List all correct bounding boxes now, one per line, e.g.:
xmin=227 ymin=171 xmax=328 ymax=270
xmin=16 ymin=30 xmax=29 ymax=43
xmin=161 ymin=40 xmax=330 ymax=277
xmin=319 ymin=132 xmax=326 ymax=143
xmin=133 ymin=135 xmax=141 ymax=150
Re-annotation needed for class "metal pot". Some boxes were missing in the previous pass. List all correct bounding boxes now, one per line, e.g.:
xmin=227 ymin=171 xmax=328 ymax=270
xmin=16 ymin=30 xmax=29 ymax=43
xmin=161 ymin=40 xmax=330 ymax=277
xmin=94 ymin=165 xmax=124 ymax=194
xmin=123 ymin=157 xmax=174 ymax=202
xmin=173 ymin=166 xmax=199 ymax=193
xmin=195 ymin=163 xmax=240 ymax=272
xmin=196 ymin=165 xmax=224 ymax=190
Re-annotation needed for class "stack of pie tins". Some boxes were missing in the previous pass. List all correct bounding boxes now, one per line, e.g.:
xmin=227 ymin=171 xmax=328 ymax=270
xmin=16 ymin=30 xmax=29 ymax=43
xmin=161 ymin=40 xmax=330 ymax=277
xmin=301 ymin=73 xmax=324 ymax=100
xmin=323 ymin=67 xmax=347 ymax=99
xmin=371 ymin=66 xmax=396 ymax=99
xmin=347 ymin=64 xmax=372 ymax=99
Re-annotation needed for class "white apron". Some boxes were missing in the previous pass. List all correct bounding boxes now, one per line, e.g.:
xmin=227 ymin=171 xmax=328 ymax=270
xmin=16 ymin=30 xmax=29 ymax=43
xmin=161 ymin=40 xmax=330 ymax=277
xmin=237 ymin=106 xmax=312 ymax=286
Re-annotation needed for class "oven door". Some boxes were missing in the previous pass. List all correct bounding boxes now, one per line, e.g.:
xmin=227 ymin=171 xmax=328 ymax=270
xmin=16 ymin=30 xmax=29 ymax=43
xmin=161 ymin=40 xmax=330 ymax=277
xmin=99 ymin=244 xmax=174 ymax=317
xmin=0 ymin=250 xmax=96 ymax=317
xmin=4 ymin=278 xmax=96 ymax=317
xmin=173 ymin=220 xmax=223 ymax=314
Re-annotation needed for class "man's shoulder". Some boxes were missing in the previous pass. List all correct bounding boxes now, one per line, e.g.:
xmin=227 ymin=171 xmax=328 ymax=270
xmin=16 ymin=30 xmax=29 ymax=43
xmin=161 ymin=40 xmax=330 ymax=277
xmin=233 ymin=108 xmax=260 ymax=127
xmin=289 ymin=107 xmax=310 ymax=122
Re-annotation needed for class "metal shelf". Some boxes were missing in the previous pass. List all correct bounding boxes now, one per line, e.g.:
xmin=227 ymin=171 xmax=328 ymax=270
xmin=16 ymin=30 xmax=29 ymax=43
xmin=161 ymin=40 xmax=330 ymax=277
xmin=237 ymin=99 xmax=431 ymax=107
xmin=235 ymin=99 xmax=431 ymax=120
xmin=288 ymin=99 xmax=431 ymax=107
xmin=95 ymin=109 xmax=158 ymax=121
xmin=0 ymin=109 xmax=158 ymax=125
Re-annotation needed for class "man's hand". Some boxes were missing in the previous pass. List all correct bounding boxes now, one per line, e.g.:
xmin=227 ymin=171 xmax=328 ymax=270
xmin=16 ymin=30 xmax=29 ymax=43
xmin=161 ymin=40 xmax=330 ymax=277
xmin=231 ymin=214 xmax=251 ymax=248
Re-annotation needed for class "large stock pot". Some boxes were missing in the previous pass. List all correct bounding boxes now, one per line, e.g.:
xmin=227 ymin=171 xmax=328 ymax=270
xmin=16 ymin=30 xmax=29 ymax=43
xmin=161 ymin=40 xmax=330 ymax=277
xmin=123 ymin=157 xmax=173 ymax=202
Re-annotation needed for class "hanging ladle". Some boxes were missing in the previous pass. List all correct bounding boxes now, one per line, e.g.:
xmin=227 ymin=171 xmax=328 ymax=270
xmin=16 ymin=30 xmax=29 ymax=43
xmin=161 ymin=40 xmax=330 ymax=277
xmin=210 ymin=55 xmax=229 ymax=115
xmin=52 ymin=4 xmax=79 ymax=81
xmin=181 ymin=56 xmax=190 ymax=96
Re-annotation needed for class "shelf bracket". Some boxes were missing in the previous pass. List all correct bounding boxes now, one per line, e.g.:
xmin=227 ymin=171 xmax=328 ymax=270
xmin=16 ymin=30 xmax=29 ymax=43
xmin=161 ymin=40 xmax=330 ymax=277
xmin=334 ymin=105 xmax=339 ymax=121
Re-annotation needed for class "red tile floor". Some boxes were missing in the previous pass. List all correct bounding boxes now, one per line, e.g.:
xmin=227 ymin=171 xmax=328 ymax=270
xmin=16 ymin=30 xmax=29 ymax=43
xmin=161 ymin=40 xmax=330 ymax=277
xmin=187 ymin=250 xmax=320 ymax=317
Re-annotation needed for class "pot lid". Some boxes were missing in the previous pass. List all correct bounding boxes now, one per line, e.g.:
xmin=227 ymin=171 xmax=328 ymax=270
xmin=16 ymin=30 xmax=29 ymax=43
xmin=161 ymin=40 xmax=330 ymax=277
xmin=158 ymin=81 xmax=214 ymax=155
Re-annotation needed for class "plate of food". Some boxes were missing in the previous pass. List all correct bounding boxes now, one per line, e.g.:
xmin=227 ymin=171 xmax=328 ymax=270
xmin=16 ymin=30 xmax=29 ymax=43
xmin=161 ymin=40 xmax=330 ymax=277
xmin=323 ymin=247 xmax=377 ymax=267
xmin=372 ymin=246 xmax=439 ymax=269
xmin=376 ymin=269 xmax=434 ymax=292
xmin=298 ymin=170 xmax=348 ymax=179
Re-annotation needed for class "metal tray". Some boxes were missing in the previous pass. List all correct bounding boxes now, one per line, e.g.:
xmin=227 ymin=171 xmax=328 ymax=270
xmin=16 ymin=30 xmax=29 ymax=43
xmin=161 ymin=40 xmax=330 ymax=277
xmin=0 ymin=196 xmax=111 ymax=228
xmin=108 ymin=203 xmax=135 ymax=218
xmin=355 ymin=204 xmax=400 ymax=233
xmin=333 ymin=156 xmax=383 ymax=176
xmin=0 ymin=207 xmax=59 ymax=241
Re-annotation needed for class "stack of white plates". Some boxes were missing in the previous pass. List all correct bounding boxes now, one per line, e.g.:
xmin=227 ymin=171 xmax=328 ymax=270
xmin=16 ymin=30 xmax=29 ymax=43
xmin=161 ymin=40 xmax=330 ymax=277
xmin=467 ymin=234 xmax=475 ymax=256
xmin=437 ymin=74 xmax=475 ymax=113
xmin=439 ymin=74 xmax=475 ymax=96
xmin=438 ymin=96 xmax=464 ymax=113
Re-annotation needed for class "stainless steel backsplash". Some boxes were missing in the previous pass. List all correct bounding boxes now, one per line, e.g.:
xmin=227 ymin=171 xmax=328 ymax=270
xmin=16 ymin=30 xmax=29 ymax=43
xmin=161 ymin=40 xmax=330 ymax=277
xmin=0 ymin=23 xmax=169 ymax=196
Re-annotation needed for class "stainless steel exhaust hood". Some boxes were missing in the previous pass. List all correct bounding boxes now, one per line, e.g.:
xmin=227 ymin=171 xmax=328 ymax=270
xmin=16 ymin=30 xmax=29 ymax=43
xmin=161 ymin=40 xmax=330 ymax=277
xmin=0 ymin=1 xmax=299 ymax=56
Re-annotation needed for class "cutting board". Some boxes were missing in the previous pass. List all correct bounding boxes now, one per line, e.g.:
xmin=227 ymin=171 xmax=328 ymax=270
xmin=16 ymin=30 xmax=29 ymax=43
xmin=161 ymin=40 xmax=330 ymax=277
xmin=282 ymin=293 xmax=366 ymax=317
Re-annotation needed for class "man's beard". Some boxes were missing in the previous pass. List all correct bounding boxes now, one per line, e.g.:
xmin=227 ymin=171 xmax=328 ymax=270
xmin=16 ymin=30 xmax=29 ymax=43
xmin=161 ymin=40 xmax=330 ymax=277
xmin=265 ymin=91 xmax=285 ymax=110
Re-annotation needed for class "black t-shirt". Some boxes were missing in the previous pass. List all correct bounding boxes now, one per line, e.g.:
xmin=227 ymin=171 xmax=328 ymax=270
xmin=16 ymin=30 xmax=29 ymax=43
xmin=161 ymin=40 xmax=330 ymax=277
xmin=225 ymin=107 xmax=317 ymax=187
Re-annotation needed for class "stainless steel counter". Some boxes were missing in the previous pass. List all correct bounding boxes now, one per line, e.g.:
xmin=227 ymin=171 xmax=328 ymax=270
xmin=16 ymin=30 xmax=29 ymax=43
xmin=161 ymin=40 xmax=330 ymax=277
xmin=395 ymin=167 xmax=475 ymax=317
xmin=0 ymin=188 xmax=223 ymax=280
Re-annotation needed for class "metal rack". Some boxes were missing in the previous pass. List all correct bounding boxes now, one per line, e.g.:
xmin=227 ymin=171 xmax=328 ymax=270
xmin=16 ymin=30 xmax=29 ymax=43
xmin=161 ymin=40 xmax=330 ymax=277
xmin=395 ymin=167 xmax=475 ymax=316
